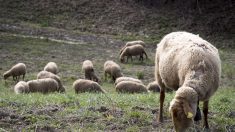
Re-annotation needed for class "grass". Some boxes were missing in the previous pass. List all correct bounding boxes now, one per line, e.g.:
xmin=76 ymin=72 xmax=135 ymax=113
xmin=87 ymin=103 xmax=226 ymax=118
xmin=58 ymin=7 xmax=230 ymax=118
xmin=0 ymin=31 xmax=235 ymax=131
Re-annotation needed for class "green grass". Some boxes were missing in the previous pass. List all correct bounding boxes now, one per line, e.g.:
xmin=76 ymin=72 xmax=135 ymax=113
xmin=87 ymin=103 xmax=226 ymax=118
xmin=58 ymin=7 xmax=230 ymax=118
xmin=0 ymin=32 xmax=234 ymax=131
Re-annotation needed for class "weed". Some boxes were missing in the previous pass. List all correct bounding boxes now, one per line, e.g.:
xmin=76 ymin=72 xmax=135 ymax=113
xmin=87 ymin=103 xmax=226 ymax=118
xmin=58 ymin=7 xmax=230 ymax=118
xmin=136 ymin=71 xmax=144 ymax=79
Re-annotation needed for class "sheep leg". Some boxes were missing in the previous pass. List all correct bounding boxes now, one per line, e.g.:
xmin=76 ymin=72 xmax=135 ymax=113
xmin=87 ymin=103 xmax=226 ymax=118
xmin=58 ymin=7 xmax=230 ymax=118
xmin=104 ymin=72 xmax=107 ymax=81
xmin=13 ymin=76 xmax=16 ymax=81
xmin=194 ymin=100 xmax=202 ymax=121
xmin=203 ymin=100 xmax=209 ymax=129
xmin=144 ymin=51 xmax=148 ymax=60
xmin=140 ymin=55 xmax=144 ymax=62
xmin=126 ymin=56 xmax=129 ymax=63
xmin=158 ymin=87 xmax=165 ymax=122
xmin=22 ymin=74 xmax=25 ymax=80
xmin=112 ymin=76 xmax=116 ymax=82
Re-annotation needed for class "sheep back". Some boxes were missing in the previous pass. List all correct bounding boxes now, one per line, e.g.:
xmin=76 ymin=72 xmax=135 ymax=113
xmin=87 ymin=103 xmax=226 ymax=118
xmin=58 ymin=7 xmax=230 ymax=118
xmin=44 ymin=62 xmax=58 ymax=74
xmin=115 ymin=81 xmax=148 ymax=93
xmin=27 ymin=78 xmax=59 ymax=94
xmin=115 ymin=77 xmax=142 ymax=86
xmin=73 ymin=79 xmax=106 ymax=93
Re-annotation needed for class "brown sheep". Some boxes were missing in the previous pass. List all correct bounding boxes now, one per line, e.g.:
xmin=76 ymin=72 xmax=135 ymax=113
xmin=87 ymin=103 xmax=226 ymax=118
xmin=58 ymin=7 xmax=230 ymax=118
xmin=119 ymin=44 xmax=148 ymax=63
xmin=3 ymin=63 xmax=26 ymax=82
xmin=119 ymin=40 xmax=145 ymax=55
xmin=104 ymin=60 xmax=123 ymax=82
xmin=37 ymin=71 xmax=65 ymax=93
xmin=147 ymin=81 xmax=160 ymax=92
xmin=27 ymin=78 xmax=60 ymax=94
xmin=82 ymin=60 xmax=100 ymax=83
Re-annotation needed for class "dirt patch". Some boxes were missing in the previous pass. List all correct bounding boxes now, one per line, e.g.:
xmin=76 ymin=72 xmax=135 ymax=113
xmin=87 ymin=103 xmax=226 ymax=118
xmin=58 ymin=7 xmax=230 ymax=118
xmin=35 ymin=126 xmax=59 ymax=132
xmin=28 ymin=105 xmax=62 ymax=116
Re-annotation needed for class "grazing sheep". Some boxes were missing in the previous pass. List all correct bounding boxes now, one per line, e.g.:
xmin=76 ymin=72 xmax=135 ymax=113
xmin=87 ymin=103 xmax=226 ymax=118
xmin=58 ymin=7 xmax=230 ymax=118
xmin=114 ymin=76 xmax=142 ymax=86
xmin=44 ymin=62 xmax=58 ymax=74
xmin=27 ymin=78 xmax=60 ymax=94
xmin=119 ymin=44 xmax=148 ymax=63
xmin=82 ymin=60 xmax=100 ymax=83
xmin=3 ymin=63 xmax=26 ymax=82
xmin=120 ymin=40 xmax=145 ymax=55
xmin=37 ymin=71 xmax=65 ymax=92
xmin=155 ymin=31 xmax=221 ymax=131
xmin=73 ymin=79 xmax=106 ymax=93
xmin=104 ymin=61 xmax=123 ymax=82
xmin=115 ymin=81 xmax=148 ymax=93
xmin=14 ymin=81 xmax=29 ymax=94
xmin=147 ymin=81 xmax=160 ymax=92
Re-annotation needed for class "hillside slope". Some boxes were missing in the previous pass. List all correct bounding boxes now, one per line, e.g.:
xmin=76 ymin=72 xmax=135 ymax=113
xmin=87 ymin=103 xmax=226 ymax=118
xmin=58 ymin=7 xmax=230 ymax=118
xmin=0 ymin=0 xmax=234 ymax=47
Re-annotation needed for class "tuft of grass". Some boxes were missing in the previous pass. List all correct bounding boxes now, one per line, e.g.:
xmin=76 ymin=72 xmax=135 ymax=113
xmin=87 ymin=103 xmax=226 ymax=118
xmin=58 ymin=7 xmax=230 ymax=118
xmin=136 ymin=71 xmax=144 ymax=79
xmin=222 ymin=63 xmax=235 ymax=80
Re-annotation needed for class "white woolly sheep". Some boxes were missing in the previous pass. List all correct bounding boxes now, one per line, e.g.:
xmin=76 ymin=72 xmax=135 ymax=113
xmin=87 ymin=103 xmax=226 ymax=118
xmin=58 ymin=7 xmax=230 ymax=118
xmin=82 ymin=60 xmax=100 ymax=83
xmin=155 ymin=31 xmax=221 ymax=131
xmin=119 ymin=40 xmax=145 ymax=55
xmin=115 ymin=81 xmax=148 ymax=93
xmin=14 ymin=81 xmax=29 ymax=94
xmin=3 ymin=63 xmax=26 ymax=82
xmin=114 ymin=76 xmax=142 ymax=86
xmin=73 ymin=79 xmax=106 ymax=93
xmin=119 ymin=44 xmax=148 ymax=63
xmin=27 ymin=78 xmax=60 ymax=94
xmin=37 ymin=71 xmax=65 ymax=92
xmin=104 ymin=60 xmax=123 ymax=82
xmin=44 ymin=62 xmax=58 ymax=74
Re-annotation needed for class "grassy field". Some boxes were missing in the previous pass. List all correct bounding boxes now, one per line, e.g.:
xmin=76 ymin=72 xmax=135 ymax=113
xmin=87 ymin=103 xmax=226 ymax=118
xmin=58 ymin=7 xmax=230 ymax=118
xmin=0 ymin=31 xmax=235 ymax=131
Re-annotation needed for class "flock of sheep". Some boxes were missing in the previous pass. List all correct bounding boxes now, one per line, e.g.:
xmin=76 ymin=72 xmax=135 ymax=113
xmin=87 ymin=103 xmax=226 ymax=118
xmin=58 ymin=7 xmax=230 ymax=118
xmin=3 ymin=31 xmax=221 ymax=132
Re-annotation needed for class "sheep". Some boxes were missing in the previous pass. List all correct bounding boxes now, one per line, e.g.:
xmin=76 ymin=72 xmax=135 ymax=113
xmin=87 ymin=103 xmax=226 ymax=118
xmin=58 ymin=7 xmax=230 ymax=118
xmin=3 ymin=63 xmax=26 ymax=82
xmin=73 ymin=79 xmax=106 ymax=93
xmin=44 ymin=62 xmax=58 ymax=74
xmin=147 ymin=81 xmax=172 ymax=93
xmin=147 ymin=81 xmax=160 ymax=92
xmin=27 ymin=78 xmax=60 ymax=94
xmin=155 ymin=31 xmax=221 ymax=131
xmin=104 ymin=60 xmax=123 ymax=82
xmin=82 ymin=60 xmax=100 ymax=83
xmin=37 ymin=71 xmax=65 ymax=92
xmin=115 ymin=81 xmax=148 ymax=93
xmin=14 ymin=81 xmax=29 ymax=94
xmin=114 ymin=76 xmax=142 ymax=86
xmin=119 ymin=44 xmax=148 ymax=63
xmin=119 ymin=40 xmax=145 ymax=55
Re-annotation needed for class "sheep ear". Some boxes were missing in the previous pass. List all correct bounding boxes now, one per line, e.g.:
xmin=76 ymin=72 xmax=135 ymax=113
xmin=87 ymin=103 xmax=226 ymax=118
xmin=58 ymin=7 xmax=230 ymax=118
xmin=183 ymin=100 xmax=194 ymax=119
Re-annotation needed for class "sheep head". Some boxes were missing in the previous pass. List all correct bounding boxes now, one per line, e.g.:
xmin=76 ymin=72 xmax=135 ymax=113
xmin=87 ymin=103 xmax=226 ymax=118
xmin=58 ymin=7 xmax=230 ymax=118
xmin=3 ymin=71 xmax=10 ymax=80
xmin=169 ymin=87 xmax=198 ymax=132
xmin=120 ymin=56 xmax=125 ymax=63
